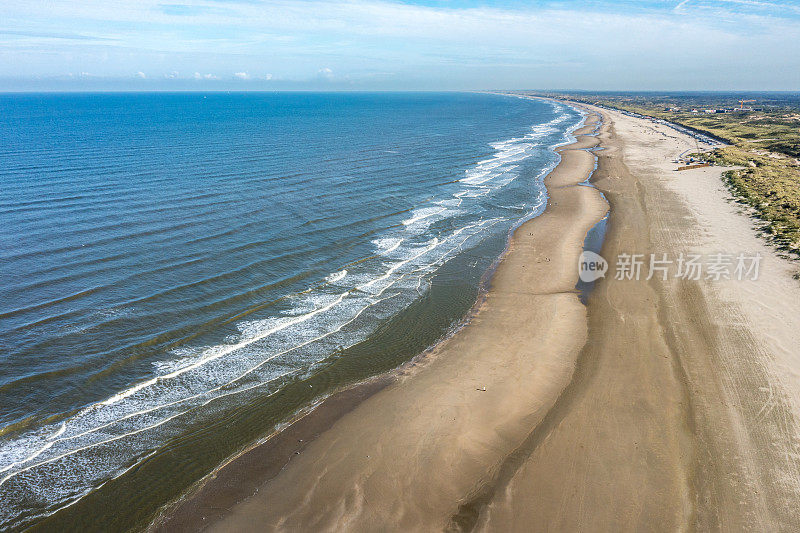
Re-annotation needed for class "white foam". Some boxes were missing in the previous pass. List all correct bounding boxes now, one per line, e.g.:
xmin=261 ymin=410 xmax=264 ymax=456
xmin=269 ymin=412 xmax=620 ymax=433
xmin=373 ymin=237 xmax=403 ymax=254
xmin=49 ymin=422 xmax=66 ymax=440
xmin=401 ymin=207 xmax=446 ymax=226
xmin=325 ymin=269 xmax=347 ymax=284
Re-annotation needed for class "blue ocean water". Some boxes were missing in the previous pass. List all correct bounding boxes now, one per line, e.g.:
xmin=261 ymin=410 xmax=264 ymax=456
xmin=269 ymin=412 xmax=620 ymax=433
xmin=0 ymin=92 xmax=582 ymax=528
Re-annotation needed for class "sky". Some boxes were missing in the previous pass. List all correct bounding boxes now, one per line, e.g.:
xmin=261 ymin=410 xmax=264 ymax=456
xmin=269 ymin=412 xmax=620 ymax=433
xmin=1 ymin=0 xmax=799 ymax=91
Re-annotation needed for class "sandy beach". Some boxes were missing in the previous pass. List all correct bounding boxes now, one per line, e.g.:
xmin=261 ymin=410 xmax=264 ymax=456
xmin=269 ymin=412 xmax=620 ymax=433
xmin=155 ymin=104 xmax=800 ymax=531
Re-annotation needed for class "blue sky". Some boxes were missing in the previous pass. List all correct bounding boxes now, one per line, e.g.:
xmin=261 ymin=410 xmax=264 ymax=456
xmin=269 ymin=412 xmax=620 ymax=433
xmin=1 ymin=0 xmax=799 ymax=90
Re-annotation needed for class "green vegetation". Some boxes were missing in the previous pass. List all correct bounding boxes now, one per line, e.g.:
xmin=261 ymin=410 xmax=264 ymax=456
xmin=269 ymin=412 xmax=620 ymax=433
xmin=706 ymin=146 xmax=800 ymax=248
xmin=529 ymin=92 xmax=800 ymax=252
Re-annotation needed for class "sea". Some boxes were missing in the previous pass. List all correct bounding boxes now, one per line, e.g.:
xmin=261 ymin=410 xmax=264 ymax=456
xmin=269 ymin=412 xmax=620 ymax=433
xmin=0 ymin=92 xmax=583 ymax=530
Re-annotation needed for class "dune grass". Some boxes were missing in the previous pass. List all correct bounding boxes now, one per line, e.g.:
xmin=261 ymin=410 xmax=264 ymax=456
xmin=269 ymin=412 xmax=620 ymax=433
xmin=702 ymin=147 xmax=800 ymax=250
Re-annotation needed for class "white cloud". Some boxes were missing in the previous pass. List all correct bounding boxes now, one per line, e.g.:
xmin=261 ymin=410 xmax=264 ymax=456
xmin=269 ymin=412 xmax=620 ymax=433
xmin=234 ymin=71 xmax=250 ymax=79
xmin=1 ymin=0 xmax=799 ymax=89
xmin=194 ymin=72 xmax=218 ymax=80
xmin=164 ymin=71 xmax=178 ymax=79
xmin=674 ymin=0 xmax=692 ymax=12
xmin=135 ymin=71 xmax=146 ymax=78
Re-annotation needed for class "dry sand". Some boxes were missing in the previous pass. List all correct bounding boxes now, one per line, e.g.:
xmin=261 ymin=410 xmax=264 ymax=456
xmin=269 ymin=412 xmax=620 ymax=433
xmin=480 ymin=107 xmax=800 ymax=531
xmin=158 ymin=104 xmax=800 ymax=532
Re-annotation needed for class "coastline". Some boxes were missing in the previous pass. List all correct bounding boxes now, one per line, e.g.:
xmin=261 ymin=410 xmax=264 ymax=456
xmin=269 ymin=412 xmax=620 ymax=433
xmin=157 ymin=101 xmax=800 ymax=531
xmin=152 ymin=105 xmax=607 ymax=530
xmin=6 ymin=95 xmax=579 ymax=533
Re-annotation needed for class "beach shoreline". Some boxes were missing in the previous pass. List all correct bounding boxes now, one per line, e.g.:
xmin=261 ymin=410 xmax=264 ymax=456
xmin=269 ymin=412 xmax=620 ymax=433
xmin=156 ymin=100 xmax=800 ymax=531
xmin=151 ymin=103 xmax=607 ymax=531
xmin=2 ymin=94 xmax=581 ymax=533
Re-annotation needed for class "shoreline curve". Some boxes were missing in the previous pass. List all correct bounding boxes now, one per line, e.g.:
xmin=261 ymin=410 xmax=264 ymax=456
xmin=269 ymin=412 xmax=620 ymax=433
xmin=151 ymin=101 xmax=608 ymax=532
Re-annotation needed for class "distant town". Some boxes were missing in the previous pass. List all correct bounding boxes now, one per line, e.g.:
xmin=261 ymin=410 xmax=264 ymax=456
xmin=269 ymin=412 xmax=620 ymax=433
xmin=665 ymin=99 xmax=762 ymax=113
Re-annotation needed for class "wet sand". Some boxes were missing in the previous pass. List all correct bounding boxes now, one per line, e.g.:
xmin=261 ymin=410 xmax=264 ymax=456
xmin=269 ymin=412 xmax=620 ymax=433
xmin=156 ymin=104 xmax=800 ymax=531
